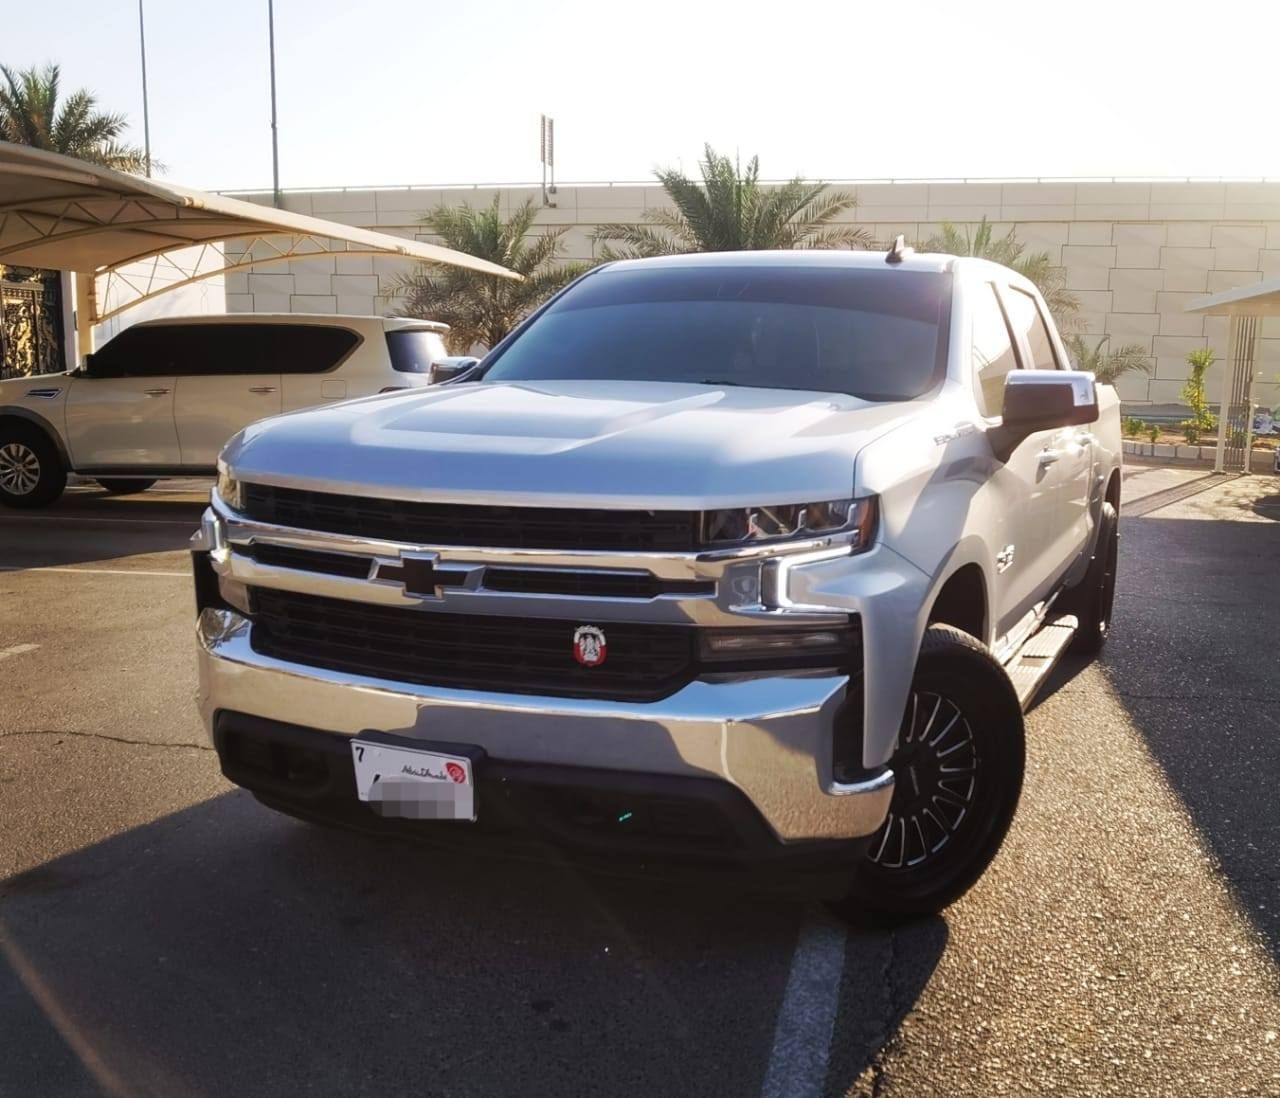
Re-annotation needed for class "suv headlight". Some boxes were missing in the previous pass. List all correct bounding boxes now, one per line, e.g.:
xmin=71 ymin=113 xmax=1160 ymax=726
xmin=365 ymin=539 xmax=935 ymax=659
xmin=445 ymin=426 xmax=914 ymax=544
xmin=215 ymin=467 xmax=244 ymax=512
xmin=701 ymin=496 xmax=877 ymax=551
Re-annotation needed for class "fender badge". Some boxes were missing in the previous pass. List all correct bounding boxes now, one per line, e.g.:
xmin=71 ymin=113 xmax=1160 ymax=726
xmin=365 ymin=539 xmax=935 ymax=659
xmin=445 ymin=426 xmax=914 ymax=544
xmin=573 ymin=625 xmax=607 ymax=667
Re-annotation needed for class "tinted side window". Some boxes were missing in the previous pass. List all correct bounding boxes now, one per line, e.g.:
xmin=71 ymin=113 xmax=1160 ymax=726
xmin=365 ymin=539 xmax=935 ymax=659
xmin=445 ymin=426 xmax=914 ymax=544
xmin=972 ymin=283 xmax=1018 ymax=416
xmin=1003 ymin=288 xmax=1060 ymax=370
xmin=386 ymin=330 xmax=448 ymax=374
xmin=165 ymin=325 xmax=360 ymax=377
xmin=90 ymin=326 xmax=180 ymax=378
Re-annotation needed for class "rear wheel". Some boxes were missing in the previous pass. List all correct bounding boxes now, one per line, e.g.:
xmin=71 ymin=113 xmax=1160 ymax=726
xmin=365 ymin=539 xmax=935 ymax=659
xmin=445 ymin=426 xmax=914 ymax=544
xmin=0 ymin=424 xmax=66 ymax=509
xmin=1060 ymin=501 xmax=1118 ymax=657
xmin=833 ymin=624 xmax=1025 ymax=921
xmin=96 ymin=477 xmax=157 ymax=495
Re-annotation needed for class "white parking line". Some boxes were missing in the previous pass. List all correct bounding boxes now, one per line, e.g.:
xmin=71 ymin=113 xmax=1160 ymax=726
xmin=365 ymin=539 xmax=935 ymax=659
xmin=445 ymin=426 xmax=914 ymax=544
xmin=0 ymin=566 xmax=186 ymax=578
xmin=760 ymin=913 xmax=848 ymax=1098
xmin=0 ymin=643 xmax=40 ymax=661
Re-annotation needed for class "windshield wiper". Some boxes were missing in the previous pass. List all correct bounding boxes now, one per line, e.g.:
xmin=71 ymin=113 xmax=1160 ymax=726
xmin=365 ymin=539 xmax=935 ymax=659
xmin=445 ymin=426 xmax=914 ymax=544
xmin=695 ymin=378 xmax=756 ymax=388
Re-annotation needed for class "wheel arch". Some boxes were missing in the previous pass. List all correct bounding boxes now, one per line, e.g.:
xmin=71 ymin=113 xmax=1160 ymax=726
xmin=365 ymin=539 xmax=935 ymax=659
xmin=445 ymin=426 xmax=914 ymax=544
xmin=1104 ymin=466 xmax=1121 ymax=509
xmin=0 ymin=407 xmax=70 ymax=468
xmin=926 ymin=561 xmax=989 ymax=644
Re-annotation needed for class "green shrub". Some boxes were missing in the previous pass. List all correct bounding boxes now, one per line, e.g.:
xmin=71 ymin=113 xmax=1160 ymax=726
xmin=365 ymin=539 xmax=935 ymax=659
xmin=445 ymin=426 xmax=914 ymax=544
xmin=1122 ymin=416 xmax=1147 ymax=437
xmin=1148 ymin=424 xmax=1159 ymax=443
xmin=1181 ymin=348 xmax=1217 ymax=439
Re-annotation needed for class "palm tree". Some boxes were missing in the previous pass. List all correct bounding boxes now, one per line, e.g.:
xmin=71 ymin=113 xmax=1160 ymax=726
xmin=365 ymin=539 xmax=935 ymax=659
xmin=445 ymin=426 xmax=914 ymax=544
xmin=0 ymin=64 xmax=149 ymax=173
xmin=925 ymin=218 xmax=1078 ymax=331
xmin=593 ymin=144 xmax=872 ymax=258
xmin=1064 ymin=333 xmax=1151 ymax=386
xmin=396 ymin=196 xmax=589 ymax=352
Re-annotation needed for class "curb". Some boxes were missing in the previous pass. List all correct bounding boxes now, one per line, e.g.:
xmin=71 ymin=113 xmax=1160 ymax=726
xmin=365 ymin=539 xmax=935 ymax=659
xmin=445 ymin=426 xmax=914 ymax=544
xmin=1121 ymin=439 xmax=1279 ymax=473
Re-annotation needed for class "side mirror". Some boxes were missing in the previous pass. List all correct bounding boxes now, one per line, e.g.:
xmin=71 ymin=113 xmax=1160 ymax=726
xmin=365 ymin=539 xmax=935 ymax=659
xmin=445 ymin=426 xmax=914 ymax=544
xmin=991 ymin=369 xmax=1098 ymax=461
xmin=79 ymin=352 xmax=96 ymax=377
xmin=428 ymin=356 xmax=481 ymax=385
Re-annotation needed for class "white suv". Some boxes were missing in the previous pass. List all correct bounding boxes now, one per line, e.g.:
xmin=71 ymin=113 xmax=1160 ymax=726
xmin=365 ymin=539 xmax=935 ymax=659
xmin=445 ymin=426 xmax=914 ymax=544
xmin=0 ymin=314 xmax=449 ymax=507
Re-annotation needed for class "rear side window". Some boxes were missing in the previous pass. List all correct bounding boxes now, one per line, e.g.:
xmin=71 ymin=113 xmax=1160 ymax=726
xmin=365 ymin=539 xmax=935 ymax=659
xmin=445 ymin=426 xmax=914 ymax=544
xmin=1002 ymin=288 xmax=1060 ymax=370
xmin=386 ymin=330 xmax=448 ymax=374
xmin=971 ymin=284 xmax=1018 ymax=417
xmin=99 ymin=324 xmax=359 ymax=377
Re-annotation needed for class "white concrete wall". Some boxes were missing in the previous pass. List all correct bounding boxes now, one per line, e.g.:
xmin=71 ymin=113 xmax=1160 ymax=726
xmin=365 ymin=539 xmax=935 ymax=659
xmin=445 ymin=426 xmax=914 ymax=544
xmin=224 ymin=181 xmax=1280 ymax=411
xmin=90 ymin=246 xmax=227 ymax=348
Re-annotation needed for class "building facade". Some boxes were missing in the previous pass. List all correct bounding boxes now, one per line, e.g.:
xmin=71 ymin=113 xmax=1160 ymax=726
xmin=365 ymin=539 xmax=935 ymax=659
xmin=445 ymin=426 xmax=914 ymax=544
xmin=224 ymin=179 xmax=1280 ymax=411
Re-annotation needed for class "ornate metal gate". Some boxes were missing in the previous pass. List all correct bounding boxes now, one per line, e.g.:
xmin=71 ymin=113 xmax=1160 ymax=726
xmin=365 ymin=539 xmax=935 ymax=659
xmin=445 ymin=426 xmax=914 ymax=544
xmin=0 ymin=269 xmax=65 ymax=380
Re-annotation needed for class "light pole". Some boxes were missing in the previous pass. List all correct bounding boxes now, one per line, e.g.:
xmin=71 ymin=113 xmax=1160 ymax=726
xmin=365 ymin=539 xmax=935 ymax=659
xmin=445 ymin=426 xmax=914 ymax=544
xmin=138 ymin=0 xmax=152 ymax=177
xmin=268 ymin=0 xmax=281 ymax=206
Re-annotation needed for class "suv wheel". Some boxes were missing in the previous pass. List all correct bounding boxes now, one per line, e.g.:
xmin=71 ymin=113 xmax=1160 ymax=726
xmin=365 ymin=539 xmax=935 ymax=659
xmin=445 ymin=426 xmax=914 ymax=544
xmin=834 ymin=624 xmax=1025 ymax=920
xmin=96 ymin=478 xmax=157 ymax=496
xmin=0 ymin=424 xmax=66 ymax=509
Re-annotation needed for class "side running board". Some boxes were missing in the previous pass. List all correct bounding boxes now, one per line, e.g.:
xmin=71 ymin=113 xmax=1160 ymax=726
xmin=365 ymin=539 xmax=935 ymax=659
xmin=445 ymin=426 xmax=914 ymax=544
xmin=1005 ymin=614 xmax=1078 ymax=710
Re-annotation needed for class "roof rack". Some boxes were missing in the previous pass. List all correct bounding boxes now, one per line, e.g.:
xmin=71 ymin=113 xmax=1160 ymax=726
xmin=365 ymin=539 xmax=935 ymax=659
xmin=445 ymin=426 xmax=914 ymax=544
xmin=885 ymin=234 xmax=913 ymax=265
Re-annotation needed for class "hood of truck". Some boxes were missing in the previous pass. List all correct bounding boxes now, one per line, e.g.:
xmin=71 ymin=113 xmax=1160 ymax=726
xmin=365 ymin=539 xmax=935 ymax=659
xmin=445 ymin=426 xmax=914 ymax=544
xmin=223 ymin=380 xmax=920 ymax=509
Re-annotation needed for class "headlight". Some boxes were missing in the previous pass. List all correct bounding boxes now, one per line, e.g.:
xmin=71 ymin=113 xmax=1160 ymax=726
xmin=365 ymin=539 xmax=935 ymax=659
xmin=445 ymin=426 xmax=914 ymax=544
xmin=215 ymin=467 xmax=244 ymax=511
xmin=701 ymin=496 xmax=877 ymax=550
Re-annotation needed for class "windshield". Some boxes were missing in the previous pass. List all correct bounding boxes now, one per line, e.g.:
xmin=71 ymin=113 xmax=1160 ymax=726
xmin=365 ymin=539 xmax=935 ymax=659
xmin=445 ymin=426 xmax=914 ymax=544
xmin=481 ymin=265 xmax=951 ymax=401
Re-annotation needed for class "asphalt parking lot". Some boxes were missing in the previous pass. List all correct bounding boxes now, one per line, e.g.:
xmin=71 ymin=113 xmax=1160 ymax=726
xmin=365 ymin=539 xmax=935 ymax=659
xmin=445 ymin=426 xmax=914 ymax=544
xmin=1 ymin=469 xmax=1278 ymax=1097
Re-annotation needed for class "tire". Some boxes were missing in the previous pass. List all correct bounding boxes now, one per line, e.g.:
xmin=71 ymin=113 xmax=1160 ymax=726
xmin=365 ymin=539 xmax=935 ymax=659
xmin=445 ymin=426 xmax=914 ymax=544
xmin=833 ymin=624 xmax=1025 ymax=921
xmin=1059 ymin=501 xmax=1118 ymax=657
xmin=96 ymin=478 xmax=157 ymax=495
xmin=0 ymin=422 xmax=66 ymax=509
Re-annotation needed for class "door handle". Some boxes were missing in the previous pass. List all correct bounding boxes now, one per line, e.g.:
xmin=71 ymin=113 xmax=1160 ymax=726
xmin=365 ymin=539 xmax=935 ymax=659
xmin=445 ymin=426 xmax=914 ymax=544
xmin=143 ymin=387 xmax=170 ymax=396
xmin=249 ymin=386 xmax=278 ymax=394
xmin=1038 ymin=448 xmax=1061 ymax=466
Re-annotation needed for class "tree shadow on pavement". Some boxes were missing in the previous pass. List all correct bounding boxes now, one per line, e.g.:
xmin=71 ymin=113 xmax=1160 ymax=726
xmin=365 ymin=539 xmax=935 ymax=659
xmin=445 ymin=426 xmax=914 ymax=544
xmin=0 ymin=791 xmax=945 ymax=1098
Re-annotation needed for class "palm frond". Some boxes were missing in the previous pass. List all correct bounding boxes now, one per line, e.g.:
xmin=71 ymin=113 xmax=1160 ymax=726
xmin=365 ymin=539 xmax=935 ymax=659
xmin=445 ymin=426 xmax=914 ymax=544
xmin=0 ymin=63 xmax=152 ymax=174
xmin=398 ymin=192 xmax=596 ymax=350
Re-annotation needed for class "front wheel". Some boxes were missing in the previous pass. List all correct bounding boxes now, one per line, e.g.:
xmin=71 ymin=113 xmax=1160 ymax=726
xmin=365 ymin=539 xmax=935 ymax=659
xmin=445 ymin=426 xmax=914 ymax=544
xmin=833 ymin=624 xmax=1025 ymax=921
xmin=0 ymin=424 xmax=66 ymax=508
xmin=96 ymin=478 xmax=157 ymax=495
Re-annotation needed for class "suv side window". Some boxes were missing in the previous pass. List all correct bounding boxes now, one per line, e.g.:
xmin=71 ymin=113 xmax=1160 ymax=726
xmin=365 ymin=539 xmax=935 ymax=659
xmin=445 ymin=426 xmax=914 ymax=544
xmin=162 ymin=324 xmax=360 ymax=377
xmin=972 ymin=283 xmax=1018 ymax=417
xmin=1003 ymin=288 xmax=1060 ymax=370
xmin=89 ymin=326 xmax=179 ymax=378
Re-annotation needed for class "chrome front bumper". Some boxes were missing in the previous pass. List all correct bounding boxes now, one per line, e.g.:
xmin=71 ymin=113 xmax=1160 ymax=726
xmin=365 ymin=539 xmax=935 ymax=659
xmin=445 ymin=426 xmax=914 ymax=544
xmin=196 ymin=608 xmax=894 ymax=843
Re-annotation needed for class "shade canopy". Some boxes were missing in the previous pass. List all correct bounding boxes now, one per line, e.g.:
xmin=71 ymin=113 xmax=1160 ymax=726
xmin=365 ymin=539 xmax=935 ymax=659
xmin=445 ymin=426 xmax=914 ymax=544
xmin=1186 ymin=276 xmax=1280 ymax=317
xmin=0 ymin=143 xmax=518 ymax=326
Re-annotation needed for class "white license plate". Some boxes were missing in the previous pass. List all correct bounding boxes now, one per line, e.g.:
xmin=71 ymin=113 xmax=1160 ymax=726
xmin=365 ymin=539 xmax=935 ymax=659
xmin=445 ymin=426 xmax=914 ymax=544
xmin=351 ymin=738 xmax=476 ymax=821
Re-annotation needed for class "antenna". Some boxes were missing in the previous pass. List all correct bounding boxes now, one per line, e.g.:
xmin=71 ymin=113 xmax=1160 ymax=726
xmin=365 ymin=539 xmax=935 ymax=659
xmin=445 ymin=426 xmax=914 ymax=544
xmin=885 ymin=234 xmax=913 ymax=265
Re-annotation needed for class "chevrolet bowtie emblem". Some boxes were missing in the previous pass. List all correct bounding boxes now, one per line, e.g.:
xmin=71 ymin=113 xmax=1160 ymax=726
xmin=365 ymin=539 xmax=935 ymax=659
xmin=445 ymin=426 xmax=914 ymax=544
xmin=374 ymin=553 xmax=475 ymax=597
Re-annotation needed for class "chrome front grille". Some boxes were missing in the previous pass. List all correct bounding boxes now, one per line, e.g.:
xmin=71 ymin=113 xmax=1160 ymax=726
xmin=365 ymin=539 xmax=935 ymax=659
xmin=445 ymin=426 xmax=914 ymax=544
xmin=232 ymin=543 xmax=716 ymax=601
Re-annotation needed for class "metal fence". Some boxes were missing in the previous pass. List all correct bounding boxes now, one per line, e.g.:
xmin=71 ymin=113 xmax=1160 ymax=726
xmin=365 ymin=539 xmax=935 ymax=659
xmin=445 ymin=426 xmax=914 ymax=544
xmin=1219 ymin=315 xmax=1258 ymax=474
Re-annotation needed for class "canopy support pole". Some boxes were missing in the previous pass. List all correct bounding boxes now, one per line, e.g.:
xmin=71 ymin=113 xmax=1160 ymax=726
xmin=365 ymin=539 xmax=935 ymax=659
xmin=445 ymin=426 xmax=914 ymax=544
xmin=74 ymin=271 xmax=98 ymax=363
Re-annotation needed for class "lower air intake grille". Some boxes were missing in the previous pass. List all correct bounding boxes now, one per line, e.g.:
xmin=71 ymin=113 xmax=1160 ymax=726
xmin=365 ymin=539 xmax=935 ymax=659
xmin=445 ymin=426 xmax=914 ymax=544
xmin=249 ymin=588 xmax=697 ymax=701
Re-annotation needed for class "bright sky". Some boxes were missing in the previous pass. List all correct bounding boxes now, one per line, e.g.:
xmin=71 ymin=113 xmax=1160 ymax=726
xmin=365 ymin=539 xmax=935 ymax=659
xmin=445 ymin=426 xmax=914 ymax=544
xmin=6 ymin=0 xmax=1279 ymax=192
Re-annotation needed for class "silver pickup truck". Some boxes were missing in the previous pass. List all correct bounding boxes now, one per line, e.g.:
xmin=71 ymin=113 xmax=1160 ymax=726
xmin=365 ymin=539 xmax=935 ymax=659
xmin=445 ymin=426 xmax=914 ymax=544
xmin=193 ymin=247 xmax=1121 ymax=918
